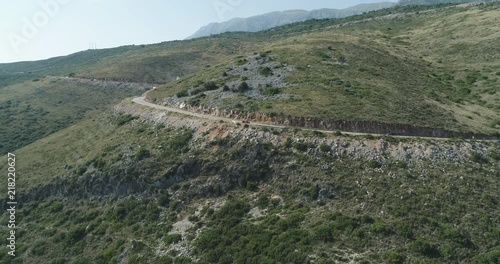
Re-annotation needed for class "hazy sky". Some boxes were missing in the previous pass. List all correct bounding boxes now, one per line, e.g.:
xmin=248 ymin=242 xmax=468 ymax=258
xmin=0 ymin=0 xmax=397 ymax=63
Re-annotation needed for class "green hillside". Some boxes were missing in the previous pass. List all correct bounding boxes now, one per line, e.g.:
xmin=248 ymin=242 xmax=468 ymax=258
xmin=0 ymin=102 xmax=498 ymax=264
xmin=148 ymin=2 xmax=500 ymax=135
xmin=0 ymin=77 xmax=145 ymax=154
xmin=0 ymin=2 xmax=499 ymax=264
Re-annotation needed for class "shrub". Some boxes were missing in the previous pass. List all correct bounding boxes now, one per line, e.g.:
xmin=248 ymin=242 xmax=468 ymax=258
xmin=368 ymin=160 xmax=381 ymax=168
xmin=262 ymin=85 xmax=281 ymax=96
xmin=237 ymin=59 xmax=247 ymax=65
xmin=259 ymin=67 xmax=273 ymax=77
xmin=115 ymin=114 xmax=137 ymax=126
xmin=135 ymin=148 xmax=150 ymax=160
xmin=257 ymin=195 xmax=270 ymax=209
xmin=190 ymin=88 xmax=204 ymax=96
xmin=164 ymin=233 xmax=182 ymax=244
xmin=31 ymin=240 xmax=47 ymax=256
xmin=223 ymin=85 xmax=230 ymax=91
xmin=371 ymin=220 xmax=391 ymax=235
xmin=176 ymin=90 xmax=189 ymax=98
xmin=238 ymin=82 xmax=250 ymax=92
xmin=293 ymin=142 xmax=309 ymax=152
xmin=386 ymin=251 xmax=405 ymax=264
xmin=310 ymin=184 xmax=319 ymax=200
xmin=313 ymin=224 xmax=334 ymax=243
xmin=488 ymin=150 xmax=500 ymax=161
xmin=203 ymin=81 xmax=218 ymax=91
xmin=51 ymin=258 xmax=66 ymax=264
xmin=319 ymin=144 xmax=330 ymax=153
xmin=470 ymin=152 xmax=488 ymax=164
xmin=66 ymin=225 xmax=86 ymax=244
xmin=157 ymin=192 xmax=170 ymax=207
xmin=410 ymin=239 xmax=440 ymax=257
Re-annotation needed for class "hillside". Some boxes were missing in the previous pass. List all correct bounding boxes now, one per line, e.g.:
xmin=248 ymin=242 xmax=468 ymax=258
xmin=0 ymin=2 xmax=499 ymax=264
xmin=149 ymin=2 xmax=500 ymax=136
xmin=0 ymin=77 xmax=148 ymax=154
xmin=0 ymin=98 xmax=498 ymax=263
xmin=187 ymin=2 xmax=397 ymax=39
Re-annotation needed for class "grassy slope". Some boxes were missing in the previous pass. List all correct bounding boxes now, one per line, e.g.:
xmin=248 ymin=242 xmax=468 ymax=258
xmin=0 ymin=77 xmax=142 ymax=154
xmin=149 ymin=3 xmax=500 ymax=134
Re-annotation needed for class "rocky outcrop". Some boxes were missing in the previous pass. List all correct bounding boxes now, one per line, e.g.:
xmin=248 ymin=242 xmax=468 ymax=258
xmin=115 ymin=100 xmax=495 ymax=164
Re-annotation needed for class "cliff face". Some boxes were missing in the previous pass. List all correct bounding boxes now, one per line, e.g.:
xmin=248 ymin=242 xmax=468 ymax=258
xmin=146 ymin=96 xmax=498 ymax=140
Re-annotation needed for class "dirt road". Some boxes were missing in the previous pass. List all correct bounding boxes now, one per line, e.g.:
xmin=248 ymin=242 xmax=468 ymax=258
xmin=131 ymin=97 xmax=465 ymax=140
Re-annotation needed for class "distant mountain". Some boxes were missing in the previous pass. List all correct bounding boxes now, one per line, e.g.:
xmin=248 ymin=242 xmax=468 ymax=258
xmin=398 ymin=0 xmax=499 ymax=5
xmin=187 ymin=2 xmax=397 ymax=39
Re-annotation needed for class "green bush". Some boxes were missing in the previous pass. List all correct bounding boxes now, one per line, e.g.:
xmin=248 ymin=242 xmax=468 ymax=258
xmin=176 ymin=90 xmax=189 ymax=98
xmin=410 ymin=239 xmax=440 ymax=257
xmin=489 ymin=150 xmax=500 ymax=161
xmin=470 ymin=152 xmax=488 ymax=164
xmin=259 ymin=67 xmax=273 ymax=77
xmin=238 ymin=81 xmax=250 ymax=92
xmin=262 ymin=85 xmax=281 ymax=96
xmin=135 ymin=148 xmax=151 ymax=160
xmin=190 ymin=88 xmax=204 ymax=96
xmin=293 ymin=142 xmax=313 ymax=152
xmin=203 ymin=81 xmax=218 ymax=91
xmin=319 ymin=144 xmax=330 ymax=153
xmin=257 ymin=195 xmax=270 ymax=209
xmin=31 ymin=240 xmax=47 ymax=256
xmin=51 ymin=258 xmax=66 ymax=264
xmin=368 ymin=160 xmax=382 ymax=168
xmin=66 ymin=225 xmax=87 ymax=244
xmin=115 ymin=114 xmax=137 ymax=126
xmin=164 ymin=233 xmax=182 ymax=245
xmin=386 ymin=251 xmax=405 ymax=264
xmin=157 ymin=192 xmax=170 ymax=207
xmin=371 ymin=220 xmax=391 ymax=235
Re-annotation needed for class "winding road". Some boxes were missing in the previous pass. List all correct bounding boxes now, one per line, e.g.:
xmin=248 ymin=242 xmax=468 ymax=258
xmin=131 ymin=96 xmax=477 ymax=140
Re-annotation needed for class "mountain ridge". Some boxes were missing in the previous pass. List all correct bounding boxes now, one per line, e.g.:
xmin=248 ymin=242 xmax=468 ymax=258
xmin=187 ymin=2 xmax=397 ymax=39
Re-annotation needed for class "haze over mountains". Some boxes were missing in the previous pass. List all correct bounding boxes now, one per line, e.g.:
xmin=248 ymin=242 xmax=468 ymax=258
xmin=188 ymin=0 xmax=500 ymax=39
xmin=188 ymin=2 xmax=397 ymax=39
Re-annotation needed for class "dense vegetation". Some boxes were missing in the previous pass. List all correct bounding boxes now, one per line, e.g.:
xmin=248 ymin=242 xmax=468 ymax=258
xmin=0 ymin=111 xmax=498 ymax=263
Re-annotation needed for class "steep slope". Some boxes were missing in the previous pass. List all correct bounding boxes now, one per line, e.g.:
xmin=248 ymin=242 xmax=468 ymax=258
xmin=187 ymin=2 xmax=397 ymax=39
xmin=1 ymin=99 xmax=498 ymax=263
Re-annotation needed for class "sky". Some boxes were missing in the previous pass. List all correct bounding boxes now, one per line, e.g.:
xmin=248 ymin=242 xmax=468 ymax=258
xmin=0 ymin=0 xmax=397 ymax=63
